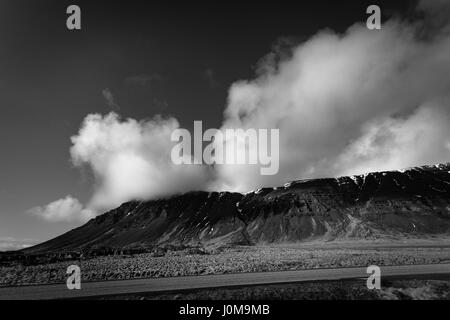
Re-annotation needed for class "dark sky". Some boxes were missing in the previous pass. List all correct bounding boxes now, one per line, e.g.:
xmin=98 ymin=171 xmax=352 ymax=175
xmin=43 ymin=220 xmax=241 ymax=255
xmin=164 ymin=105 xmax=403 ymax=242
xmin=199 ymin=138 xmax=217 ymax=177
xmin=0 ymin=0 xmax=416 ymax=248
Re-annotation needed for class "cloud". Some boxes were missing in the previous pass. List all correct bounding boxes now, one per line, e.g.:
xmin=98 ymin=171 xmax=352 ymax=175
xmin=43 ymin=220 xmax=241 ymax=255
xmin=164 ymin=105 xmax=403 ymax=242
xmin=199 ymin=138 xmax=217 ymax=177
xmin=31 ymin=112 xmax=212 ymax=222
xmin=0 ymin=237 xmax=38 ymax=251
xmin=69 ymin=112 xmax=211 ymax=211
xmin=102 ymin=88 xmax=120 ymax=110
xmin=335 ymin=103 xmax=450 ymax=176
xmin=418 ymin=0 xmax=450 ymax=15
xmin=214 ymin=3 xmax=450 ymax=191
xmin=28 ymin=196 xmax=94 ymax=223
xmin=30 ymin=1 xmax=450 ymax=221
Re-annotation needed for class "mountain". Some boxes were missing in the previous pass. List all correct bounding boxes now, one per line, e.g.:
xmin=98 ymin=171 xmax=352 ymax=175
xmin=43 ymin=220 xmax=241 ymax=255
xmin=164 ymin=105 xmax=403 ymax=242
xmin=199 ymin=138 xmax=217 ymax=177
xmin=24 ymin=163 xmax=450 ymax=254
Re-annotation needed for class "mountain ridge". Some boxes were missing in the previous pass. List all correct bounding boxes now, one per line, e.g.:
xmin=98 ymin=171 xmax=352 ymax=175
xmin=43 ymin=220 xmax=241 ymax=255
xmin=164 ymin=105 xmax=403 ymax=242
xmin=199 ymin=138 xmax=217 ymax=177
xmin=23 ymin=163 xmax=450 ymax=254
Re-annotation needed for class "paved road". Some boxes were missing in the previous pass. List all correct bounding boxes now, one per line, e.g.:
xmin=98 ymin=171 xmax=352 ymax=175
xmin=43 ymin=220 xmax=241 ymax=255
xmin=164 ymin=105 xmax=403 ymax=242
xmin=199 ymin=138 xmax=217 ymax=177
xmin=1 ymin=263 xmax=449 ymax=300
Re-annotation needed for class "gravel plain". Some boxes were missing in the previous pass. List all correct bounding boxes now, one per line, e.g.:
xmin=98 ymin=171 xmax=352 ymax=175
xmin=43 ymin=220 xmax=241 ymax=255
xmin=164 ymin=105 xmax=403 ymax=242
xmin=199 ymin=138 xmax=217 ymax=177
xmin=1 ymin=244 xmax=450 ymax=287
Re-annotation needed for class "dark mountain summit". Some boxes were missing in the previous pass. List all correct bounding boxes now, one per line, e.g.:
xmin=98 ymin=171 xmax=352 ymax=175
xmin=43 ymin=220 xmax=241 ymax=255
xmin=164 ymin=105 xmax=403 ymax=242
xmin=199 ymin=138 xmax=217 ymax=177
xmin=24 ymin=163 xmax=450 ymax=254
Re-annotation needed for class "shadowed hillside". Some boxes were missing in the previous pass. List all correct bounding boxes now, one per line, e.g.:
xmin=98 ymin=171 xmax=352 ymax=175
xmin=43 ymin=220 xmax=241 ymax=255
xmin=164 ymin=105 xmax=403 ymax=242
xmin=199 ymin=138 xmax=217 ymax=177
xmin=24 ymin=163 xmax=450 ymax=254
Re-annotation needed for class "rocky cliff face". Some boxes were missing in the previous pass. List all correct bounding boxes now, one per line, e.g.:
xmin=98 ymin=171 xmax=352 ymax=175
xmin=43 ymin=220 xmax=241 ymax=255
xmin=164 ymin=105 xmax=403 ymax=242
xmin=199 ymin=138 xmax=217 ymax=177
xmin=238 ymin=163 xmax=450 ymax=242
xmin=24 ymin=163 xmax=450 ymax=254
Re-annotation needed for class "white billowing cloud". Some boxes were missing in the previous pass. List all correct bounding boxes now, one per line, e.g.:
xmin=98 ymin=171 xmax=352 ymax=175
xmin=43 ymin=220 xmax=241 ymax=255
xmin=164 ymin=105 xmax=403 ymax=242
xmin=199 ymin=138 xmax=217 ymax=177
xmin=31 ymin=1 xmax=450 ymax=221
xmin=69 ymin=112 xmax=211 ymax=211
xmin=215 ymin=6 xmax=450 ymax=191
xmin=335 ymin=103 xmax=450 ymax=176
xmin=31 ymin=113 xmax=212 ymax=222
xmin=28 ymin=196 xmax=94 ymax=223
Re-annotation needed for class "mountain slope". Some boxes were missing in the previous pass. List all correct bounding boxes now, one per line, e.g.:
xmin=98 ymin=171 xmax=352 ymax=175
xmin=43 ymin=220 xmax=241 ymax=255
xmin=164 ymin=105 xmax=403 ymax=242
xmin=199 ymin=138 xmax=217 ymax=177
xmin=24 ymin=163 xmax=450 ymax=254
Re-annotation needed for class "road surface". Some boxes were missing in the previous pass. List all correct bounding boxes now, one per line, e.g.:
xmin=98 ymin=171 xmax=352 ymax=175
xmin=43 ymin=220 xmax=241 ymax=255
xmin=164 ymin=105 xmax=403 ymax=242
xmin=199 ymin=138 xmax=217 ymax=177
xmin=0 ymin=263 xmax=449 ymax=300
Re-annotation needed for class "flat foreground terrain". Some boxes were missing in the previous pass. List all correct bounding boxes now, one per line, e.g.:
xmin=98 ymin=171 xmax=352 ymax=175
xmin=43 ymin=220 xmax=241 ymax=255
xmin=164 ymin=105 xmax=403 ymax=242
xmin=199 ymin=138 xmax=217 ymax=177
xmin=0 ymin=264 xmax=449 ymax=300
xmin=1 ymin=242 xmax=450 ymax=287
